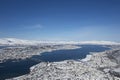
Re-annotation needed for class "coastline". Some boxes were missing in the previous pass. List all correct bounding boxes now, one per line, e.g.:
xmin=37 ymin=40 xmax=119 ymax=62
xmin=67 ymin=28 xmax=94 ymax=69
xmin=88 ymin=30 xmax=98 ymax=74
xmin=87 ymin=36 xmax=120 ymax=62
xmin=7 ymin=47 xmax=120 ymax=80
xmin=0 ymin=45 xmax=81 ymax=63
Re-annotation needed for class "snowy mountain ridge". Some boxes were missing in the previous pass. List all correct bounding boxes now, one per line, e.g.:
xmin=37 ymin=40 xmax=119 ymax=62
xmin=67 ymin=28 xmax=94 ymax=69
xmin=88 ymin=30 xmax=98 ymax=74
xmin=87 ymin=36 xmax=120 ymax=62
xmin=0 ymin=38 xmax=119 ymax=45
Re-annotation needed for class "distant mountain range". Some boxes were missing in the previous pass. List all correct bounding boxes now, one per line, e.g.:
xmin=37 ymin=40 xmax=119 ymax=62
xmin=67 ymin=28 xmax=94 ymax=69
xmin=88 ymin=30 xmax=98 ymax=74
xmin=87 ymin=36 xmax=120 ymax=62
xmin=0 ymin=38 xmax=119 ymax=45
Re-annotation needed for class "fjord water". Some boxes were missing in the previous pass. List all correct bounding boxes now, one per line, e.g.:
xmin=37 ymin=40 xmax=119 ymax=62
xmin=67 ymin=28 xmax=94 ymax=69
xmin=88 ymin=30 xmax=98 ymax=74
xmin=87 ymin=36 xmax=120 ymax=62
xmin=0 ymin=45 xmax=110 ymax=80
xmin=33 ymin=45 xmax=110 ymax=62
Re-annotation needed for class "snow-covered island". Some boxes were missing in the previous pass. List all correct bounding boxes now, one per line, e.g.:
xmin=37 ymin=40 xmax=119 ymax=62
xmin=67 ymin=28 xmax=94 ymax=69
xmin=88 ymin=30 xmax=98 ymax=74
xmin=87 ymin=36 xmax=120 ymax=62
xmin=1 ymin=38 xmax=119 ymax=63
xmin=0 ymin=38 xmax=120 ymax=80
xmin=0 ymin=44 xmax=80 ymax=63
xmin=7 ymin=48 xmax=120 ymax=80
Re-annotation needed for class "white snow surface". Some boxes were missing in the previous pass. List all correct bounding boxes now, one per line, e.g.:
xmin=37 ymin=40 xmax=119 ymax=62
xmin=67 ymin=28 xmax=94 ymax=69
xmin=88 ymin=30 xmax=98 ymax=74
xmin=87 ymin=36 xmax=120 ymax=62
xmin=0 ymin=38 xmax=120 ymax=45
xmin=81 ymin=54 xmax=92 ymax=61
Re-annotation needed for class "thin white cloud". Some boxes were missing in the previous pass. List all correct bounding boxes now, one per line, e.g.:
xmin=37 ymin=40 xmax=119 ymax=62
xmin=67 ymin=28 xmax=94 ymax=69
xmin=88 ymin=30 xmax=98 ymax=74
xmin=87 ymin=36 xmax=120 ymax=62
xmin=31 ymin=24 xmax=43 ymax=29
xmin=23 ymin=24 xmax=43 ymax=29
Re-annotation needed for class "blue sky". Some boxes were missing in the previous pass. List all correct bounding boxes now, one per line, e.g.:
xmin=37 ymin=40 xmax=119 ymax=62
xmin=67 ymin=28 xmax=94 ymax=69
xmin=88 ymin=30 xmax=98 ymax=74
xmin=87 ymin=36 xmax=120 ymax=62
xmin=0 ymin=0 xmax=120 ymax=41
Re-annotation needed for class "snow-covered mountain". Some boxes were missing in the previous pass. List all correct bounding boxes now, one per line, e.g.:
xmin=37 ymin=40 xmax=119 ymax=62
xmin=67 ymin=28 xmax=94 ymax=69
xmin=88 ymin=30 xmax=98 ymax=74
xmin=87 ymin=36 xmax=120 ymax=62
xmin=0 ymin=38 xmax=41 ymax=45
xmin=0 ymin=38 xmax=119 ymax=45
